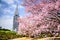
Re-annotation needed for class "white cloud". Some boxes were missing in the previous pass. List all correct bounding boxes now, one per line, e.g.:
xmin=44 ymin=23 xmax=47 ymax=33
xmin=3 ymin=9 xmax=11 ymax=14
xmin=14 ymin=0 xmax=18 ymax=3
xmin=0 ymin=4 xmax=2 ymax=7
xmin=11 ymin=4 xmax=24 ymax=9
xmin=3 ymin=7 xmax=15 ymax=15
xmin=0 ymin=0 xmax=23 ymax=30
xmin=0 ymin=15 xmax=13 ymax=30
xmin=11 ymin=4 xmax=16 ymax=8
xmin=19 ymin=5 xmax=24 ymax=8
xmin=2 ymin=0 xmax=14 ymax=4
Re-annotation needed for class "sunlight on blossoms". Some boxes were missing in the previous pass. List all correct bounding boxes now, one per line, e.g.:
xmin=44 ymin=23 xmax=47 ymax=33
xmin=18 ymin=0 xmax=60 ymax=38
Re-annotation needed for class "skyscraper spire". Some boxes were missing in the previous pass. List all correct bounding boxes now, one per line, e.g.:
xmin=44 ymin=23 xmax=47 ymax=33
xmin=15 ymin=4 xmax=19 ymax=15
xmin=13 ymin=4 xmax=19 ymax=32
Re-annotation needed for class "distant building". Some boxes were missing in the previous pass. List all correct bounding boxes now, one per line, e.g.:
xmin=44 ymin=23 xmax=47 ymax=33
xmin=0 ymin=26 xmax=2 ymax=29
xmin=13 ymin=4 xmax=19 ymax=32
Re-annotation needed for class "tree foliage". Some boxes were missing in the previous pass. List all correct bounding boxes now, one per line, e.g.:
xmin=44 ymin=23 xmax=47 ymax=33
xmin=0 ymin=29 xmax=23 ymax=40
xmin=18 ymin=0 xmax=60 ymax=38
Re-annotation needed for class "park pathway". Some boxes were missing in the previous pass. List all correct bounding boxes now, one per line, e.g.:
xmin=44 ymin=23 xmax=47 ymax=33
xmin=10 ymin=37 xmax=60 ymax=40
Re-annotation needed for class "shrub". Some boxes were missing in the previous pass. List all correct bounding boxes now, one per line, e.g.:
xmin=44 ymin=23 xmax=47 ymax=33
xmin=0 ymin=29 xmax=24 ymax=40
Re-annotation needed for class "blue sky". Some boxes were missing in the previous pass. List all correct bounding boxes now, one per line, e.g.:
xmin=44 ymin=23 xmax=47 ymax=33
xmin=0 ymin=0 xmax=26 ymax=30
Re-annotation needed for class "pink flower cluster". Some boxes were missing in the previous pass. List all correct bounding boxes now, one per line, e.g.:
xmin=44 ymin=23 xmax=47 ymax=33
xmin=18 ymin=0 xmax=60 ymax=37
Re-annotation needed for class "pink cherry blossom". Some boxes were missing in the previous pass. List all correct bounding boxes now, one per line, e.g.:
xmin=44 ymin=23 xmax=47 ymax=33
xmin=18 ymin=0 xmax=60 ymax=37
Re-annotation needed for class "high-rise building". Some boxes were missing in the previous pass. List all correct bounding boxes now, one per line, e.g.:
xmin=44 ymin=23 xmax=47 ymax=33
xmin=13 ymin=4 xmax=19 ymax=32
xmin=0 ymin=26 xmax=2 ymax=29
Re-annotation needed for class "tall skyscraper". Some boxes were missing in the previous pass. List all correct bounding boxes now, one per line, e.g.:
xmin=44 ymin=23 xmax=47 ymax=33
xmin=0 ymin=26 xmax=2 ymax=29
xmin=13 ymin=4 xmax=19 ymax=32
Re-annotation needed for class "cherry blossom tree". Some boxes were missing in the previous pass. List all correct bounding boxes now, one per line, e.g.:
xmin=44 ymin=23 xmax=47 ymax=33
xmin=18 ymin=0 xmax=60 ymax=37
